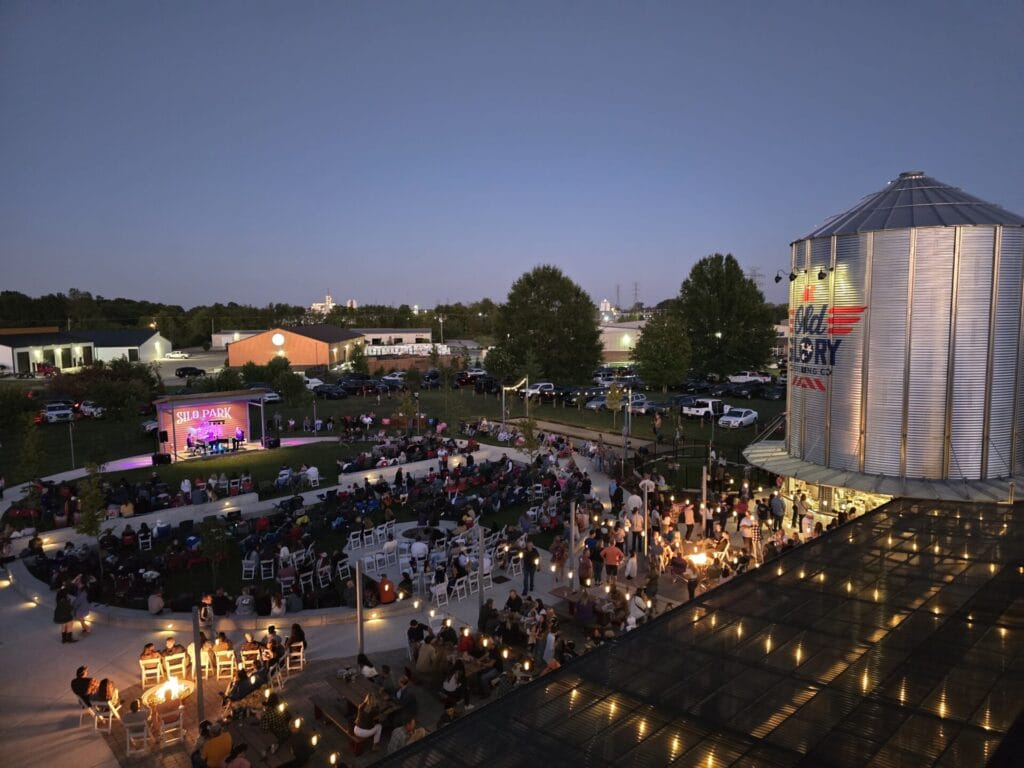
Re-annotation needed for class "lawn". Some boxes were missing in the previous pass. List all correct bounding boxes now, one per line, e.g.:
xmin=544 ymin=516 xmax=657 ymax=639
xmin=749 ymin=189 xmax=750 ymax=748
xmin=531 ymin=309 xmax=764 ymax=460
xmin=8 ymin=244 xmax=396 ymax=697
xmin=0 ymin=385 xmax=783 ymax=486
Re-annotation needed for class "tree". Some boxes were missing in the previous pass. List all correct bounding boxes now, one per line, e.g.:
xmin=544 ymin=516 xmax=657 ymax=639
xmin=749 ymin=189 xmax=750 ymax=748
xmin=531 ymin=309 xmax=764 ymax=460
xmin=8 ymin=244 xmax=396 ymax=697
xmin=349 ymin=342 xmax=369 ymax=374
xmin=605 ymin=383 xmax=623 ymax=427
xmin=677 ymin=253 xmax=776 ymax=377
xmin=520 ymin=416 xmax=540 ymax=462
xmin=492 ymin=265 xmax=601 ymax=383
xmin=633 ymin=312 xmax=692 ymax=392
xmin=16 ymin=413 xmax=42 ymax=485
xmin=75 ymin=463 xmax=107 ymax=578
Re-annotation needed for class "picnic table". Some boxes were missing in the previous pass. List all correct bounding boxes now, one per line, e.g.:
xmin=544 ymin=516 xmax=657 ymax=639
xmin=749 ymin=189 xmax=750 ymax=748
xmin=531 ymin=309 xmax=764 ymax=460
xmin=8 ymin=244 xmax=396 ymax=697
xmin=228 ymin=721 xmax=290 ymax=767
xmin=327 ymin=673 xmax=401 ymax=720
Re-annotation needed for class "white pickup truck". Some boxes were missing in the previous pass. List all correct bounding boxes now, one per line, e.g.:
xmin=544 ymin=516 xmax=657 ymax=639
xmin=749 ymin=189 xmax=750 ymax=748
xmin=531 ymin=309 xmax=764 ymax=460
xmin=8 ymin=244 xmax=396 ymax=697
xmin=682 ymin=397 xmax=729 ymax=419
xmin=521 ymin=382 xmax=555 ymax=399
xmin=728 ymin=371 xmax=773 ymax=384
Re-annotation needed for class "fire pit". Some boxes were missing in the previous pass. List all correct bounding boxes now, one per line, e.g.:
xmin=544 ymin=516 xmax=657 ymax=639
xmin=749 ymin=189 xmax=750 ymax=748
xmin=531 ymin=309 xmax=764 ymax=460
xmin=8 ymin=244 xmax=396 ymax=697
xmin=141 ymin=676 xmax=196 ymax=709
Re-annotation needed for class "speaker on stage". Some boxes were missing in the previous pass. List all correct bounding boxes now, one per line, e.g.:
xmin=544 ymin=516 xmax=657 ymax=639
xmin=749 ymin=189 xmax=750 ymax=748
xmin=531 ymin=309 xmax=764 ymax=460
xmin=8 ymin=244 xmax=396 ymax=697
xmin=158 ymin=430 xmax=168 ymax=443
xmin=265 ymin=437 xmax=281 ymax=449
xmin=151 ymin=453 xmax=172 ymax=465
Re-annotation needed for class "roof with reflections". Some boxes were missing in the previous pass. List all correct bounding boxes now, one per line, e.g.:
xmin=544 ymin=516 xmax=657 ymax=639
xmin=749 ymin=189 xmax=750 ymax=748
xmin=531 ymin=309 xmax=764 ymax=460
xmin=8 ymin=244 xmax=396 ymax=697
xmin=382 ymin=499 xmax=1024 ymax=767
xmin=798 ymin=171 xmax=1024 ymax=241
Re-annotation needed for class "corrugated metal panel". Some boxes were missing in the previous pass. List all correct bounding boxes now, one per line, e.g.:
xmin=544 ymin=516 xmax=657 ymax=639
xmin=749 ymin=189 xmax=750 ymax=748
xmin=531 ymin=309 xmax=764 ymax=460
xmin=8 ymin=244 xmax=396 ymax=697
xmin=949 ymin=228 xmax=994 ymax=479
xmin=993 ymin=227 xmax=1024 ymax=477
xmin=788 ymin=243 xmax=808 ymax=460
xmin=802 ymin=238 xmax=832 ymax=466
xmin=905 ymin=228 xmax=954 ymax=477
xmin=864 ymin=230 xmax=911 ymax=474
xmin=1007 ymin=228 xmax=1024 ymax=477
xmin=828 ymin=234 xmax=868 ymax=471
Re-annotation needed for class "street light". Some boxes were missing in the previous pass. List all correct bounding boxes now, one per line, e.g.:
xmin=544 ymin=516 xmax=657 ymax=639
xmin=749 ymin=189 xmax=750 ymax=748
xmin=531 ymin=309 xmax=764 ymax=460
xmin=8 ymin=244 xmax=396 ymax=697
xmin=501 ymin=376 xmax=528 ymax=427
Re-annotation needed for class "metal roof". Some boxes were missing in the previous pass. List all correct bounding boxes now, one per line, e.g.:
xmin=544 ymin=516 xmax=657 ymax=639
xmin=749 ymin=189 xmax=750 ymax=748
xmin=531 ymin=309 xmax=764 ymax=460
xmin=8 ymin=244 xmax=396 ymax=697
xmin=277 ymin=325 xmax=364 ymax=343
xmin=743 ymin=442 xmax=1018 ymax=504
xmin=0 ymin=331 xmax=92 ymax=348
xmin=75 ymin=328 xmax=161 ymax=348
xmin=798 ymin=171 xmax=1024 ymax=241
xmin=382 ymin=498 xmax=1024 ymax=767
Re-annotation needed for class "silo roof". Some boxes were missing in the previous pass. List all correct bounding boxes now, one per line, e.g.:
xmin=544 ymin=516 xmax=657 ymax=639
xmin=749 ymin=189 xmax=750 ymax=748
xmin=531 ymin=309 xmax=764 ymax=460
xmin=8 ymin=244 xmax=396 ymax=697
xmin=799 ymin=171 xmax=1024 ymax=241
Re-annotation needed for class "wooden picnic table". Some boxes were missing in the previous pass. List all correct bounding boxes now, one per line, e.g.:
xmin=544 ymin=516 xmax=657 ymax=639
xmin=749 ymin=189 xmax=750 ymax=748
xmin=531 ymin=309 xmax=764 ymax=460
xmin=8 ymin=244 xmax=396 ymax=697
xmin=327 ymin=674 xmax=401 ymax=719
xmin=228 ymin=721 xmax=290 ymax=768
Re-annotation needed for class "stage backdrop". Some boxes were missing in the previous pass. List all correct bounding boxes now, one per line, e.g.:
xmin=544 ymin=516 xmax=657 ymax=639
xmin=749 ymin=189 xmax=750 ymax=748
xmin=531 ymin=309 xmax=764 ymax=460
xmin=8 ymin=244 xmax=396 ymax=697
xmin=154 ymin=391 xmax=263 ymax=460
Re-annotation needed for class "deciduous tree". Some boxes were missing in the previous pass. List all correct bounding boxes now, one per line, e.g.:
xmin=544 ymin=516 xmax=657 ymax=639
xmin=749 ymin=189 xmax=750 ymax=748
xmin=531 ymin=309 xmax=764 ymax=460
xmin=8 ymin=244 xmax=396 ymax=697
xmin=492 ymin=266 xmax=601 ymax=384
xmin=633 ymin=312 xmax=692 ymax=393
xmin=677 ymin=254 xmax=775 ymax=378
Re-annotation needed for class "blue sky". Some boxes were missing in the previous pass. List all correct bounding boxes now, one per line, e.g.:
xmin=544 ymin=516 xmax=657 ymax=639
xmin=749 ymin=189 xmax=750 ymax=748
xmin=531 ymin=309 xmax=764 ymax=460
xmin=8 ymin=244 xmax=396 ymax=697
xmin=2 ymin=1 xmax=1022 ymax=309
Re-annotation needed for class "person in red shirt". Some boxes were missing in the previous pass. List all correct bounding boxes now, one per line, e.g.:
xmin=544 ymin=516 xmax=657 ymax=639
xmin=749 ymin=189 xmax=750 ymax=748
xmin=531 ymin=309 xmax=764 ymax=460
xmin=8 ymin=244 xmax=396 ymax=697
xmin=600 ymin=541 xmax=625 ymax=585
xmin=377 ymin=574 xmax=397 ymax=605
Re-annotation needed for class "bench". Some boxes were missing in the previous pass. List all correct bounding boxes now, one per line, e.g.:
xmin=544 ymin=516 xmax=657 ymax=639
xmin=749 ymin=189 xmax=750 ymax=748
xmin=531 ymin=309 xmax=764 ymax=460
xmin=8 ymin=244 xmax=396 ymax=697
xmin=311 ymin=694 xmax=367 ymax=756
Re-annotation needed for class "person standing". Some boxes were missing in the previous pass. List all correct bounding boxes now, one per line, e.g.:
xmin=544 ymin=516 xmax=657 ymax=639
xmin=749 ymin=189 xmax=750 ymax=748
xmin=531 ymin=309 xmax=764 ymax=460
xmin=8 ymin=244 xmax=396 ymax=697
xmin=522 ymin=542 xmax=537 ymax=595
xmin=600 ymin=540 xmax=624 ymax=585
xmin=683 ymin=500 xmax=696 ymax=542
xmin=793 ymin=493 xmax=808 ymax=530
xmin=770 ymin=493 xmax=785 ymax=532
xmin=54 ymin=588 xmax=76 ymax=643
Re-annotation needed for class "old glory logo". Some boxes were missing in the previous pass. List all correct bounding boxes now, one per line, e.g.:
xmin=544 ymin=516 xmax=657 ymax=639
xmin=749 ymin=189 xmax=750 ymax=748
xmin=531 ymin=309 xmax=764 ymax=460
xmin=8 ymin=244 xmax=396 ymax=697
xmin=788 ymin=284 xmax=865 ymax=392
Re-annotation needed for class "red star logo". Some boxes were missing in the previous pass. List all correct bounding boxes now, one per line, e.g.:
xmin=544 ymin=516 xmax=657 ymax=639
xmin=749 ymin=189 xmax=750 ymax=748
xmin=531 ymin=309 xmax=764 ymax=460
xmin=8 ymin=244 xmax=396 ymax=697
xmin=801 ymin=284 xmax=816 ymax=303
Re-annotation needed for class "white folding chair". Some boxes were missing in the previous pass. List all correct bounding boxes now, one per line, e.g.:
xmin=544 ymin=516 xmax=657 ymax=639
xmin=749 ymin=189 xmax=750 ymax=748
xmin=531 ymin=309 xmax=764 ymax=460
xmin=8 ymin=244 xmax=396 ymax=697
xmin=453 ymin=576 xmax=469 ymax=601
xmin=189 ymin=647 xmax=213 ymax=679
xmin=318 ymin=566 xmax=333 ymax=590
xmin=375 ymin=524 xmax=388 ymax=545
xmin=374 ymin=551 xmax=388 ymax=572
xmin=138 ymin=533 xmax=152 ymax=552
xmin=158 ymin=707 xmax=186 ymax=745
xmin=215 ymin=650 xmax=237 ymax=681
xmin=362 ymin=530 xmax=376 ymax=549
xmin=299 ymin=571 xmax=316 ymax=594
xmin=481 ymin=569 xmax=493 ymax=590
xmin=260 ymin=559 xmax=276 ymax=581
xmin=268 ymin=664 xmax=285 ymax=691
xmin=336 ymin=559 xmax=351 ymax=581
xmin=362 ymin=554 xmax=377 ymax=574
xmin=163 ymin=652 xmax=188 ymax=680
xmin=91 ymin=700 xmax=121 ymax=733
xmin=509 ymin=555 xmax=523 ymax=579
xmin=291 ymin=549 xmax=308 ymax=569
xmin=347 ymin=531 xmax=363 ymax=552
xmin=240 ymin=650 xmax=261 ymax=674
xmin=139 ymin=657 xmax=164 ymax=689
xmin=431 ymin=581 xmax=449 ymax=607
xmin=399 ymin=555 xmax=413 ymax=574
xmin=286 ymin=642 xmax=305 ymax=676
xmin=278 ymin=574 xmax=295 ymax=594
xmin=469 ymin=571 xmax=480 ymax=595
xmin=241 ymin=559 xmax=257 ymax=582
xmin=76 ymin=696 xmax=94 ymax=728
xmin=125 ymin=720 xmax=152 ymax=755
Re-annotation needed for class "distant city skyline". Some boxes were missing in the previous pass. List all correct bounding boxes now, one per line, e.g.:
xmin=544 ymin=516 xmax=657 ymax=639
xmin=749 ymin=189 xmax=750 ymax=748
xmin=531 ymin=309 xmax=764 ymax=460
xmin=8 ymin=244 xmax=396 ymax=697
xmin=2 ymin=1 xmax=1022 ymax=310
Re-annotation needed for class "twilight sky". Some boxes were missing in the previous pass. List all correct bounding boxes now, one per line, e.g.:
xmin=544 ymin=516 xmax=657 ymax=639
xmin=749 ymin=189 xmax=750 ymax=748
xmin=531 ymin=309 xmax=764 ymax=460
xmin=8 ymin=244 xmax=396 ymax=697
xmin=2 ymin=1 xmax=1022 ymax=310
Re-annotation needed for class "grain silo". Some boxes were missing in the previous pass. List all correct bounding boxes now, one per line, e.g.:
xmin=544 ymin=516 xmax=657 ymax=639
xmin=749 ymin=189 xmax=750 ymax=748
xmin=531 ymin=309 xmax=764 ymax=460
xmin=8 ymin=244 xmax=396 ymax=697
xmin=746 ymin=171 xmax=1024 ymax=506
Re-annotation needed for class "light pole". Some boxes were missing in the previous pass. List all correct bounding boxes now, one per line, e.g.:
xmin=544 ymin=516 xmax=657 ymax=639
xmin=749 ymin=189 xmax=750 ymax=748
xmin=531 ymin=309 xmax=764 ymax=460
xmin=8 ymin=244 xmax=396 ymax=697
xmin=68 ymin=421 xmax=75 ymax=469
xmin=501 ymin=376 xmax=527 ymax=428
xmin=438 ymin=315 xmax=445 ymax=345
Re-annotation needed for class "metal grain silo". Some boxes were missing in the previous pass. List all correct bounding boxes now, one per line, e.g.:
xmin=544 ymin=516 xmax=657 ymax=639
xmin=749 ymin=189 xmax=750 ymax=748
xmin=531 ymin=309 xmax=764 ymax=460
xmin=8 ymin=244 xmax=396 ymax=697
xmin=786 ymin=171 xmax=1024 ymax=484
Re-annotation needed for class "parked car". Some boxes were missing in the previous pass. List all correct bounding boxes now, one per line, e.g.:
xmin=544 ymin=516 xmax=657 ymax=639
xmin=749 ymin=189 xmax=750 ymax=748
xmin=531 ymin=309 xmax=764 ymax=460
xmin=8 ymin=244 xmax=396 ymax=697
xmin=668 ymin=395 xmax=697 ymax=409
xmin=142 ymin=419 xmax=159 ymax=434
xmin=538 ymin=385 xmax=572 ymax=405
xmin=36 ymin=363 xmax=61 ymax=377
xmin=420 ymin=369 xmax=442 ymax=390
xmin=681 ymin=377 xmax=713 ymax=394
xmin=175 ymin=366 xmax=205 ymax=378
xmin=626 ymin=393 xmax=651 ymax=414
xmin=719 ymin=408 xmax=758 ymax=428
xmin=725 ymin=381 xmax=757 ymax=399
xmin=262 ymin=391 xmax=282 ymax=403
xmin=682 ymin=398 xmax=728 ymax=419
xmin=465 ymin=368 xmax=487 ymax=377
xmin=78 ymin=400 xmax=106 ymax=418
xmin=728 ymin=371 xmax=773 ymax=384
xmin=382 ymin=371 xmax=406 ymax=383
xmin=584 ymin=396 xmax=607 ymax=411
xmin=474 ymin=376 xmax=501 ymax=395
xmin=761 ymin=385 xmax=786 ymax=401
xmin=521 ymin=382 xmax=555 ymax=399
xmin=312 ymin=383 xmax=348 ymax=400
xmin=164 ymin=350 xmax=190 ymax=359
xmin=565 ymin=385 xmax=607 ymax=406
xmin=36 ymin=402 xmax=75 ymax=424
xmin=634 ymin=399 xmax=672 ymax=415
xmin=304 ymin=377 xmax=325 ymax=390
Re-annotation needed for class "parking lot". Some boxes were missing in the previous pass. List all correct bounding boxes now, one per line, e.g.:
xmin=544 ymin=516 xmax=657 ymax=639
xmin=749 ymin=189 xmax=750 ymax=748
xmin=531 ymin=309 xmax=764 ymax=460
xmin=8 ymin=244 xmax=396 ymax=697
xmin=153 ymin=347 xmax=228 ymax=384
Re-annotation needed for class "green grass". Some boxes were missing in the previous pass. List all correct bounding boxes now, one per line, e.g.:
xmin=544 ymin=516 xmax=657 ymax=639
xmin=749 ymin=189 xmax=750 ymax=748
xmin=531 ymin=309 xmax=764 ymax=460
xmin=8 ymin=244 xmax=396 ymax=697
xmin=0 ymin=386 xmax=783 ymax=486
